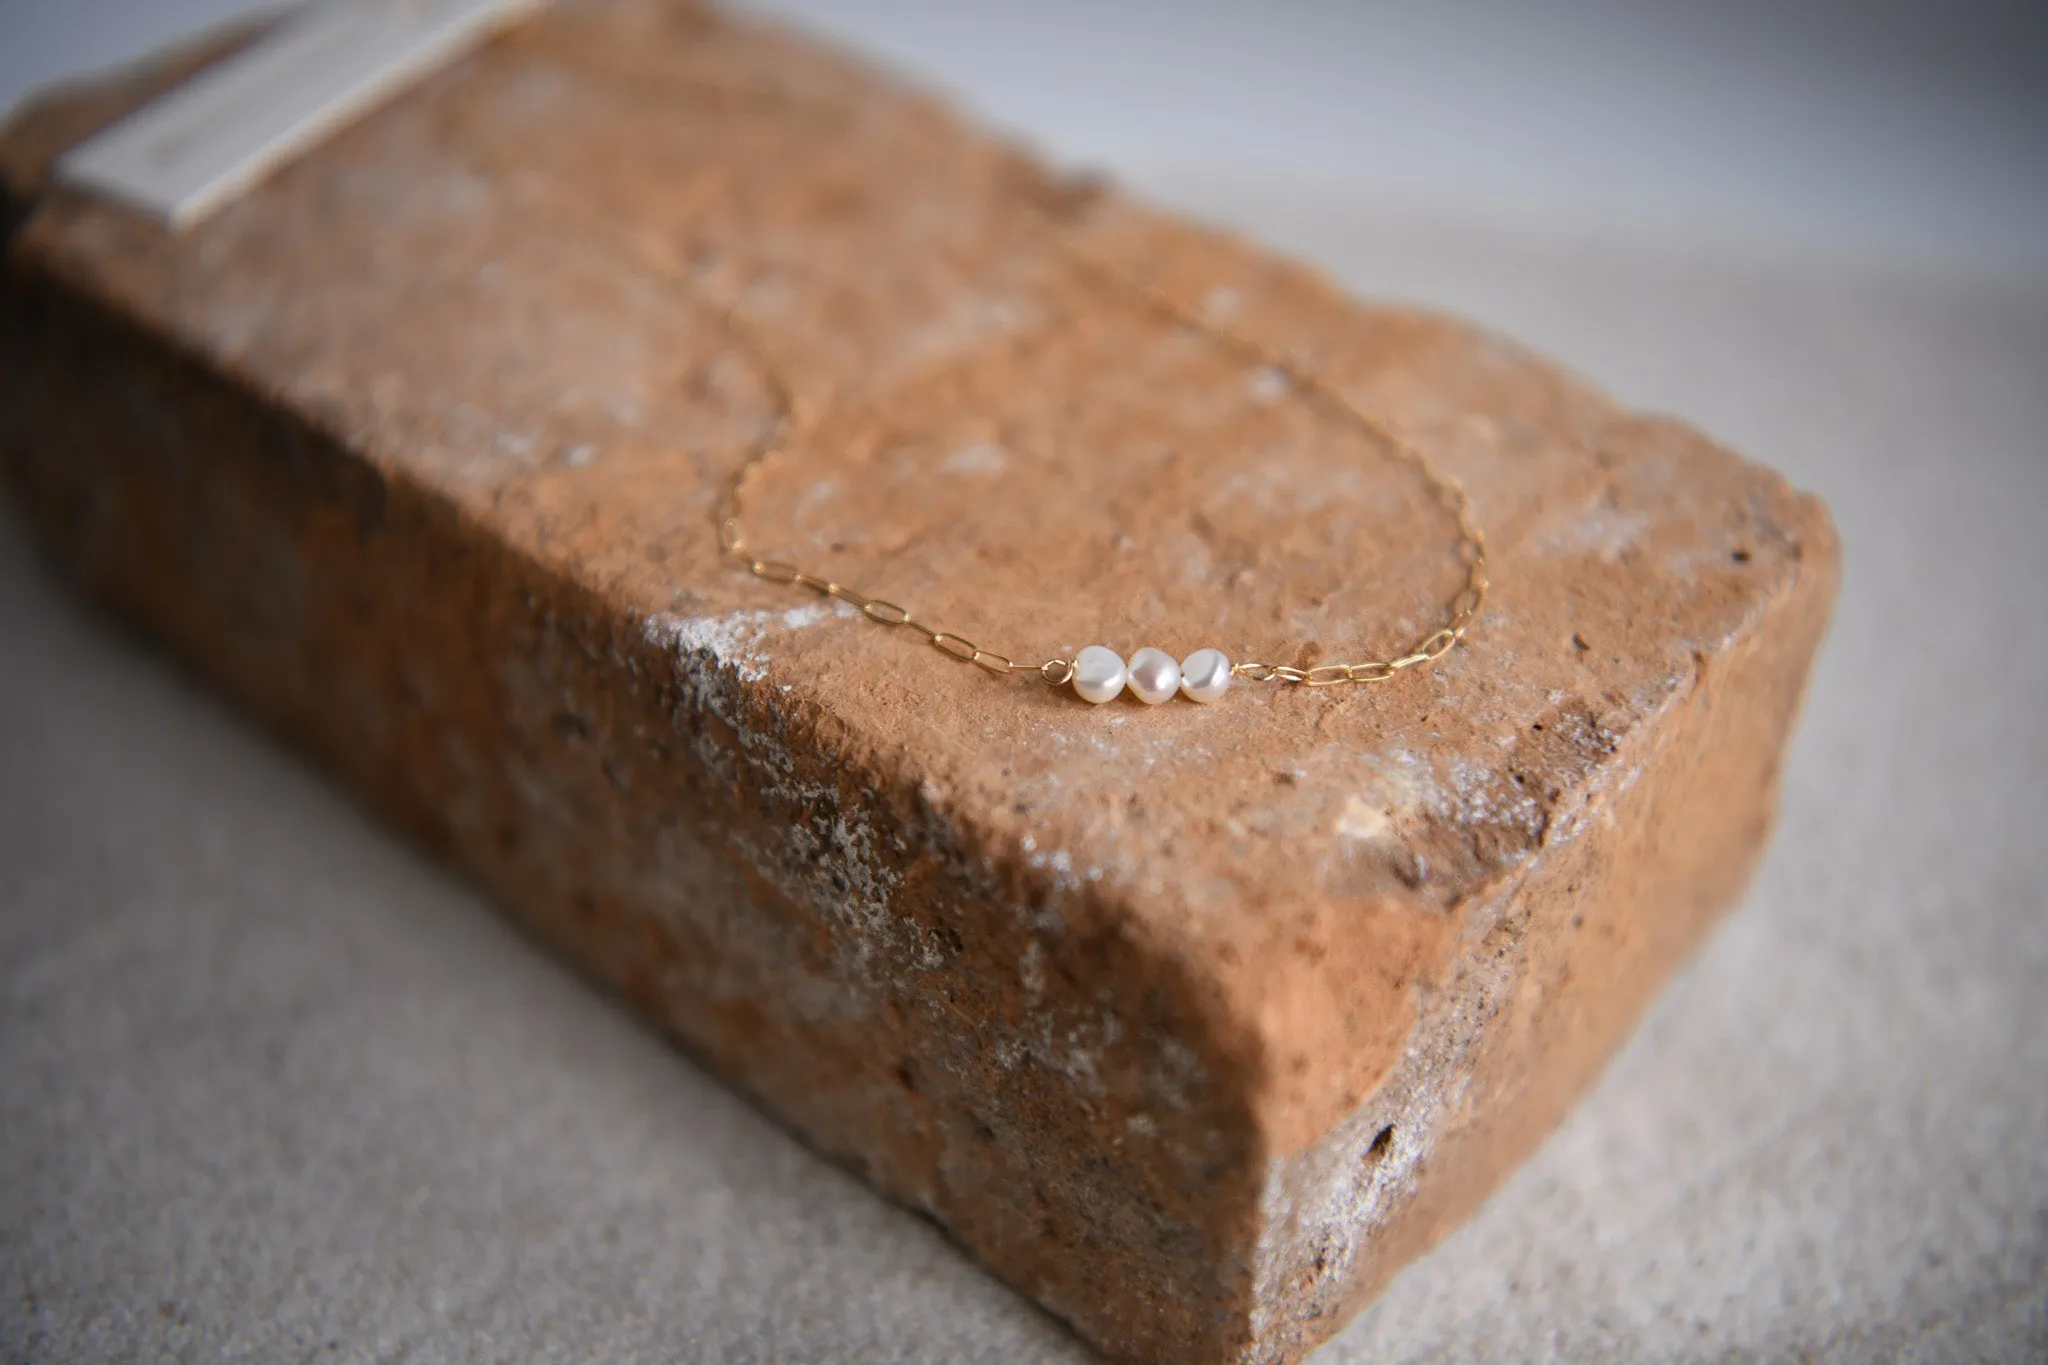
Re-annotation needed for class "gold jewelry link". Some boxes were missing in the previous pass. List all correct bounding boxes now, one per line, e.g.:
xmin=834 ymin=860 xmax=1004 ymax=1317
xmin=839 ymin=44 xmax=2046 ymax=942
xmin=860 ymin=599 xmax=914 ymax=625
xmin=822 ymin=583 xmax=868 ymax=609
xmin=1040 ymin=659 xmax=1077 ymax=685
xmin=1421 ymin=628 xmax=1461 ymax=659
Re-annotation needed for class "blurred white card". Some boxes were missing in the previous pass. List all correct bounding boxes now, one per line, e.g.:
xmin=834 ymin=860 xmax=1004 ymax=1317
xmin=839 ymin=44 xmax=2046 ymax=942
xmin=55 ymin=0 xmax=542 ymax=229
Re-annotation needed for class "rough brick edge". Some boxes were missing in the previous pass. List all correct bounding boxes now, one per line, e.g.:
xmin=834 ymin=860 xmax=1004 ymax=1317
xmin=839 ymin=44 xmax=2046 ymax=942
xmin=1242 ymin=419 xmax=1839 ymax=1361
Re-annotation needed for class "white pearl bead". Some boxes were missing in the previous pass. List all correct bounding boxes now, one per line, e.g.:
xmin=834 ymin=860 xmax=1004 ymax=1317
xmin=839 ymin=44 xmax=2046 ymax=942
xmin=1179 ymin=648 xmax=1231 ymax=703
xmin=1126 ymin=647 xmax=1181 ymax=705
xmin=1072 ymin=645 xmax=1127 ymax=704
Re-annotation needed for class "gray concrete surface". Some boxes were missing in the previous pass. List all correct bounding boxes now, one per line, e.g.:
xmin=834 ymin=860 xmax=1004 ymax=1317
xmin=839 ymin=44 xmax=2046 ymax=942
xmin=3 ymin=3 xmax=2047 ymax=1361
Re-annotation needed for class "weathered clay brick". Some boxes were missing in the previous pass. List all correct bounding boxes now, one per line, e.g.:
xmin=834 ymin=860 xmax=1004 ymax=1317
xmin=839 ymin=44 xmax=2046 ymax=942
xmin=0 ymin=4 xmax=1837 ymax=1361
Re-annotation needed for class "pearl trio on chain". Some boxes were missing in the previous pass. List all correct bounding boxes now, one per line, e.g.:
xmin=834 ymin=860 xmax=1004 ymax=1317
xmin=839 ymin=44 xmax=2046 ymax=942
xmin=1071 ymin=645 xmax=1232 ymax=705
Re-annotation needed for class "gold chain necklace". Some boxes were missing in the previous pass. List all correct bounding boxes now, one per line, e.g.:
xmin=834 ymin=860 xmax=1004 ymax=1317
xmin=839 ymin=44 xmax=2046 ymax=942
xmin=459 ymin=30 xmax=1488 ymax=705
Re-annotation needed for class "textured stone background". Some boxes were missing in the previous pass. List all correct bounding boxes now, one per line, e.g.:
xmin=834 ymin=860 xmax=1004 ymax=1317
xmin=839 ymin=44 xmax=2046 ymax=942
xmin=3 ymin=4 xmax=2046 ymax=1362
